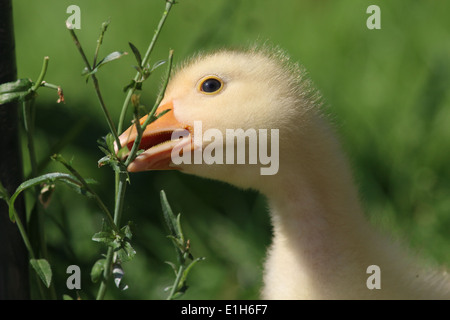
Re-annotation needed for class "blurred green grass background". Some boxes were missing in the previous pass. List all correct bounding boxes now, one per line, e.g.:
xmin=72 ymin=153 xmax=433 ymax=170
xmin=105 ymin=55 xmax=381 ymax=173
xmin=11 ymin=0 xmax=450 ymax=299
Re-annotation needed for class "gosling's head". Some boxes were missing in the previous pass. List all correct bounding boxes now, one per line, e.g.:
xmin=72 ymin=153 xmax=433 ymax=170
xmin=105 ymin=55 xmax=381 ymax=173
xmin=119 ymin=49 xmax=319 ymax=189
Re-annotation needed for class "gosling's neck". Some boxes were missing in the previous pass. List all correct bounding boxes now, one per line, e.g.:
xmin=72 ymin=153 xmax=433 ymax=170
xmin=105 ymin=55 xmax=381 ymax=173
xmin=259 ymin=115 xmax=444 ymax=299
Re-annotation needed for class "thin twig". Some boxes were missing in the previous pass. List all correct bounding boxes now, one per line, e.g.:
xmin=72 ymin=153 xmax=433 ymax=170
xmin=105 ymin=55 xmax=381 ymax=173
xmin=23 ymin=91 xmax=56 ymax=299
xmin=67 ymin=25 xmax=121 ymax=149
xmin=52 ymin=155 xmax=117 ymax=231
xmin=31 ymin=56 xmax=49 ymax=91
xmin=93 ymin=21 xmax=110 ymax=68
xmin=124 ymin=49 xmax=174 ymax=167
xmin=96 ymin=2 xmax=176 ymax=300
xmin=20 ymin=56 xmax=58 ymax=298
xmin=167 ymin=263 xmax=186 ymax=300
xmin=117 ymin=0 xmax=176 ymax=134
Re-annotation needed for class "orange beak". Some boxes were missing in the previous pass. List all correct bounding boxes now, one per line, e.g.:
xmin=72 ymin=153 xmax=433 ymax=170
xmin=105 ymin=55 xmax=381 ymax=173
xmin=118 ymin=101 xmax=193 ymax=172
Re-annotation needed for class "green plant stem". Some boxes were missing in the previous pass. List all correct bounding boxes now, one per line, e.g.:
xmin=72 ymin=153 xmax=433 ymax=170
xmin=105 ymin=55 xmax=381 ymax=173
xmin=10 ymin=207 xmax=34 ymax=259
xmin=2 ymin=181 xmax=47 ymax=299
xmin=9 ymin=204 xmax=47 ymax=299
xmin=96 ymin=172 xmax=128 ymax=300
xmin=125 ymin=49 xmax=173 ymax=167
xmin=96 ymin=49 xmax=172 ymax=301
xmin=67 ymin=27 xmax=121 ymax=149
xmin=24 ymin=57 xmax=50 ymax=178
xmin=166 ymin=252 xmax=204 ymax=300
xmin=21 ymin=56 xmax=61 ymax=299
xmin=96 ymin=249 xmax=112 ymax=300
xmin=53 ymin=155 xmax=117 ymax=231
xmin=22 ymin=99 xmax=42 ymax=254
xmin=113 ymin=174 xmax=128 ymax=226
xmin=168 ymin=264 xmax=185 ymax=300
xmin=93 ymin=21 xmax=109 ymax=68
xmin=40 ymin=82 xmax=59 ymax=91
xmin=142 ymin=49 xmax=174 ymax=131
xmin=22 ymin=100 xmax=37 ymax=178
xmin=92 ymin=76 xmax=120 ymax=145
xmin=117 ymin=0 xmax=176 ymax=134
xmin=22 ymin=97 xmax=57 ymax=300
xmin=31 ymin=56 xmax=49 ymax=92
xmin=94 ymin=1 xmax=176 ymax=300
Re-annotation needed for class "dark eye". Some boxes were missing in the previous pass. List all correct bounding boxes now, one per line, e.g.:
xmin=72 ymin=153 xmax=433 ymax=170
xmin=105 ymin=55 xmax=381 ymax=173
xmin=199 ymin=77 xmax=224 ymax=94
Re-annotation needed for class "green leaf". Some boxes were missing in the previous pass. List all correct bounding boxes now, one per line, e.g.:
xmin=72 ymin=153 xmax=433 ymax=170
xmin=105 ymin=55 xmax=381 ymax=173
xmin=128 ymin=42 xmax=142 ymax=67
xmin=117 ymin=146 xmax=130 ymax=160
xmin=115 ymin=222 xmax=136 ymax=262
xmin=62 ymin=294 xmax=74 ymax=300
xmin=91 ymin=258 xmax=106 ymax=283
xmin=98 ymin=146 xmax=111 ymax=157
xmin=123 ymin=79 xmax=136 ymax=92
xmin=160 ymin=190 xmax=178 ymax=238
xmin=120 ymin=223 xmax=133 ymax=240
xmin=49 ymin=154 xmax=97 ymax=198
xmin=8 ymin=172 xmax=85 ymax=222
xmin=61 ymin=178 xmax=94 ymax=198
xmin=175 ymin=213 xmax=184 ymax=243
xmin=182 ymin=257 xmax=205 ymax=283
xmin=13 ymin=173 xmax=80 ymax=194
xmin=135 ymin=149 xmax=144 ymax=157
xmin=97 ymin=136 xmax=111 ymax=154
xmin=165 ymin=261 xmax=178 ymax=276
xmin=0 ymin=91 xmax=35 ymax=105
xmin=151 ymin=60 xmax=166 ymax=72
xmin=0 ymin=79 xmax=36 ymax=105
xmin=95 ymin=51 xmax=128 ymax=70
xmin=98 ymin=156 xmax=129 ymax=176
xmin=84 ymin=178 xmax=98 ymax=185
xmin=167 ymin=235 xmax=185 ymax=253
xmin=92 ymin=219 xmax=115 ymax=245
xmin=116 ymin=241 xmax=136 ymax=262
xmin=0 ymin=78 xmax=33 ymax=94
xmin=30 ymin=258 xmax=52 ymax=288
xmin=92 ymin=220 xmax=135 ymax=262
xmin=100 ymin=20 xmax=110 ymax=35
xmin=105 ymin=133 xmax=116 ymax=153
xmin=97 ymin=155 xmax=111 ymax=167
xmin=82 ymin=51 xmax=128 ymax=79
xmin=96 ymin=137 xmax=129 ymax=175
xmin=171 ymin=291 xmax=186 ymax=300
xmin=92 ymin=231 xmax=115 ymax=244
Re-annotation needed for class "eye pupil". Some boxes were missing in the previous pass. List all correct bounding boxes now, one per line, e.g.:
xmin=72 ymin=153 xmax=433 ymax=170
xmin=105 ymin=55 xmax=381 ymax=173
xmin=201 ymin=78 xmax=222 ymax=93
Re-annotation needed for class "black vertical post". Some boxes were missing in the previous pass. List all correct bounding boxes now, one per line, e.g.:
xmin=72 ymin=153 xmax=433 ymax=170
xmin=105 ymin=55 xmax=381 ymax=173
xmin=0 ymin=0 xmax=30 ymax=299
